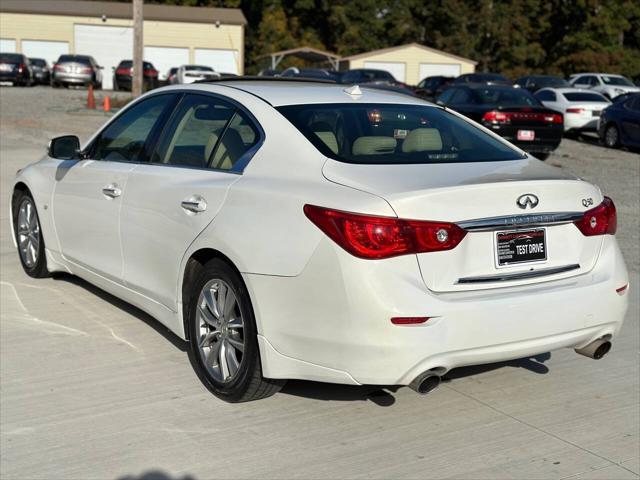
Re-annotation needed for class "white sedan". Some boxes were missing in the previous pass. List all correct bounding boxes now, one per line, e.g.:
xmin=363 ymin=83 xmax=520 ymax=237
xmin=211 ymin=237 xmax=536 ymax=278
xmin=11 ymin=80 xmax=629 ymax=402
xmin=535 ymin=87 xmax=611 ymax=132
xmin=172 ymin=64 xmax=220 ymax=84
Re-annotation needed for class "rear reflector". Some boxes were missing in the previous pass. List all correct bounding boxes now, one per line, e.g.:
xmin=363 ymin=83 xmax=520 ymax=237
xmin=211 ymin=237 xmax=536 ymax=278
xmin=304 ymin=204 xmax=467 ymax=259
xmin=391 ymin=317 xmax=430 ymax=325
xmin=573 ymin=197 xmax=617 ymax=236
xmin=616 ymin=284 xmax=628 ymax=295
xmin=566 ymin=108 xmax=584 ymax=114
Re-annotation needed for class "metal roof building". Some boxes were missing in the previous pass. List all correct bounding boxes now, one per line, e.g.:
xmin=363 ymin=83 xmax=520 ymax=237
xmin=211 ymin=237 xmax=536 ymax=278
xmin=0 ymin=0 xmax=246 ymax=89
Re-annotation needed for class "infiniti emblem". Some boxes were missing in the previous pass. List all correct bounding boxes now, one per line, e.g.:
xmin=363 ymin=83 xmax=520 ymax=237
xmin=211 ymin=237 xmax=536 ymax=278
xmin=516 ymin=193 xmax=539 ymax=209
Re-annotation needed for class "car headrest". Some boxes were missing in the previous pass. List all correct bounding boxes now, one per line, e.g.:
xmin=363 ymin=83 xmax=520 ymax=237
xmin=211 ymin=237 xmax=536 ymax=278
xmin=402 ymin=128 xmax=443 ymax=152
xmin=310 ymin=122 xmax=338 ymax=154
xmin=352 ymin=136 xmax=397 ymax=155
xmin=212 ymin=128 xmax=246 ymax=170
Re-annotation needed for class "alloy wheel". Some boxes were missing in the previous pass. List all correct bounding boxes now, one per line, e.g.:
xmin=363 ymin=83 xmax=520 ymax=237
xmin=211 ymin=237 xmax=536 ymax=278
xmin=196 ymin=279 xmax=245 ymax=383
xmin=605 ymin=125 xmax=619 ymax=147
xmin=17 ymin=198 xmax=40 ymax=269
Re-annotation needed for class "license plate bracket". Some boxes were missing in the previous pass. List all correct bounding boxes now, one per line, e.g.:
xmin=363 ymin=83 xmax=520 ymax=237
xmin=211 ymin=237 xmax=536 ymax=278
xmin=496 ymin=229 xmax=547 ymax=267
xmin=517 ymin=129 xmax=535 ymax=141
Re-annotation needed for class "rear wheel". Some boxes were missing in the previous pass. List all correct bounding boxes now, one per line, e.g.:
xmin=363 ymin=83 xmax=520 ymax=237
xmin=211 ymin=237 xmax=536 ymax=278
xmin=186 ymin=258 xmax=284 ymax=402
xmin=604 ymin=124 xmax=620 ymax=148
xmin=13 ymin=191 xmax=49 ymax=278
xmin=535 ymin=152 xmax=550 ymax=161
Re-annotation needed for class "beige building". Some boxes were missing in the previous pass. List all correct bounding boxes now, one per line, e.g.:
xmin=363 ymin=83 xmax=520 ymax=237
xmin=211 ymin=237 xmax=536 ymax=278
xmin=0 ymin=0 xmax=246 ymax=89
xmin=341 ymin=43 xmax=477 ymax=85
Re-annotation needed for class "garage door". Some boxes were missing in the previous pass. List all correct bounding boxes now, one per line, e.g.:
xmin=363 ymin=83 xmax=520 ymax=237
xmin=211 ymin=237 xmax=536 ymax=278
xmin=21 ymin=40 xmax=69 ymax=66
xmin=363 ymin=61 xmax=406 ymax=82
xmin=194 ymin=49 xmax=239 ymax=75
xmin=144 ymin=46 xmax=189 ymax=80
xmin=1 ymin=39 xmax=16 ymax=52
xmin=75 ymin=25 xmax=133 ymax=90
xmin=418 ymin=63 xmax=461 ymax=81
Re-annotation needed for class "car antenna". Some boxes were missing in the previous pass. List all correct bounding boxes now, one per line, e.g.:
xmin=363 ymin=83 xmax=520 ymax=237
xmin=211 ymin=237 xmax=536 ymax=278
xmin=343 ymin=84 xmax=362 ymax=97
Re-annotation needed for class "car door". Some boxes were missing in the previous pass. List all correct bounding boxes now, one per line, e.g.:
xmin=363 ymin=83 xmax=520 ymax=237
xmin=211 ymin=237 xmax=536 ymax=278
xmin=620 ymin=96 xmax=640 ymax=145
xmin=52 ymin=93 xmax=176 ymax=282
xmin=120 ymin=92 xmax=263 ymax=311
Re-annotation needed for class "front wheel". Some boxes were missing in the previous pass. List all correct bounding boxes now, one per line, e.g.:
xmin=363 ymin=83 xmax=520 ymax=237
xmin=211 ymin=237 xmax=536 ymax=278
xmin=186 ymin=258 xmax=285 ymax=402
xmin=13 ymin=191 xmax=49 ymax=278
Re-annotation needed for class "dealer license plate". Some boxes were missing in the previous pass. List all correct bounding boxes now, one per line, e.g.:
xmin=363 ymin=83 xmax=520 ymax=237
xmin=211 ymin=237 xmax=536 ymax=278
xmin=496 ymin=229 xmax=547 ymax=266
xmin=517 ymin=129 xmax=535 ymax=141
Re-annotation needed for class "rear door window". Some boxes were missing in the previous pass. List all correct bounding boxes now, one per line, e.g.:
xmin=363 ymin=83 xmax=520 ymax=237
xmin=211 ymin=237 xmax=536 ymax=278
xmin=278 ymin=103 xmax=525 ymax=164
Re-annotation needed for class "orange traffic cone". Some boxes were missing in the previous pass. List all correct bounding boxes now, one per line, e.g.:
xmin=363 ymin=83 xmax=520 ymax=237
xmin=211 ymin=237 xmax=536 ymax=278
xmin=103 ymin=96 xmax=111 ymax=112
xmin=86 ymin=84 xmax=95 ymax=109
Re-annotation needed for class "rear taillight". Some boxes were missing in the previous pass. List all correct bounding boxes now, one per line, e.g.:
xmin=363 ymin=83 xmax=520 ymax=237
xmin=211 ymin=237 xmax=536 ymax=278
xmin=17 ymin=63 xmax=24 ymax=73
xmin=304 ymin=205 xmax=467 ymax=259
xmin=566 ymin=108 xmax=584 ymax=114
xmin=144 ymin=69 xmax=158 ymax=77
xmin=483 ymin=110 xmax=562 ymax=124
xmin=573 ymin=197 xmax=617 ymax=236
xmin=53 ymin=63 xmax=63 ymax=71
xmin=115 ymin=67 xmax=131 ymax=75
xmin=483 ymin=111 xmax=510 ymax=124
xmin=79 ymin=66 xmax=91 ymax=74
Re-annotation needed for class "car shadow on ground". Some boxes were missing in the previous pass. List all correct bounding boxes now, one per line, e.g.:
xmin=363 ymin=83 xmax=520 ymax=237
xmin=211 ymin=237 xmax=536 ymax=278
xmin=52 ymin=272 xmax=188 ymax=352
xmin=52 ymin=272 xmax=551 ymax=407
xmin=281 ymin=353 xmax=551 ymax=407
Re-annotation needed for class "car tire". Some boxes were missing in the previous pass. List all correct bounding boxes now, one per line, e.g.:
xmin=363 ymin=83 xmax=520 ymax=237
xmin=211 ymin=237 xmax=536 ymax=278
xmin=604 ymin=124 xmax=620 ymax=148
xmin=12 ymin=190 xmax=49 ymax=278
xmin=186 ymin=258 xmax=285 ymax=402
xmin=535 ymin=152 xmax=550 ymax=161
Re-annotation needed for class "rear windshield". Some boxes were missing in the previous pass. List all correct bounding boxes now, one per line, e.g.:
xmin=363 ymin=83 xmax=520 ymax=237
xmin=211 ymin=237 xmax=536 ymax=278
xmin=58 ymin=55 xmax=91 ymax=65
xmin=30 ymin=58 xmax=47 ymax=66
xmin=471 ymin=74 xmax=509 ymax=82
xmin=0 ymin=53 xmax=23 ymax=63
xmin=601 ymin=75 xmax=633 ymax=86
xmin=563 ymin=92 xmax=608 ymax=102
xmin=474 ymin=88 xmax=540 ymax=107
xmin=536 ymin=77 xmax=569 ymax=87
xmin=119 ymin=61 xmax=155 ymax=69
xmin=277 ymin=103 xmax=525 ymax=164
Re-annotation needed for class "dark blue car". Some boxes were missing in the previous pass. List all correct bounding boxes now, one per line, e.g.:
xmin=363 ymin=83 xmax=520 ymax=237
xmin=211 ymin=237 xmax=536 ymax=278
xmin=598 ymin=93 xmax=640 ymax=149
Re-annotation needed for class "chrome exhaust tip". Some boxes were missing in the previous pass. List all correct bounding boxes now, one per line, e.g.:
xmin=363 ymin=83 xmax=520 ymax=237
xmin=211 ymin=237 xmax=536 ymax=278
xmin=409 ymin=372 xmax=441 ymax=395
xmin=575 ymin=339 xmax=612 ymax=360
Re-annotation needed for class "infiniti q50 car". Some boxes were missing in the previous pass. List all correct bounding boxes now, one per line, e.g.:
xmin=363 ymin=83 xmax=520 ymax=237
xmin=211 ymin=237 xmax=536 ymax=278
xmin=11 ymin=79 xmax=629 ymax=402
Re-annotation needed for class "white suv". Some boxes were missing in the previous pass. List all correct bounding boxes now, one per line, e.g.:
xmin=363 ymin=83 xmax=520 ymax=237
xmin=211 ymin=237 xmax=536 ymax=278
xmin=569 ymin=73 xmax=640 ymax=99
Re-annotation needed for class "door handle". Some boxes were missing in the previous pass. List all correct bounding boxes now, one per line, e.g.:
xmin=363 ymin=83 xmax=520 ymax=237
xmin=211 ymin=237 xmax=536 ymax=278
xmin=181 ymin=195 xmax=207 ymax=213
xmin=102 ymin=184 xmax=122 ymax=198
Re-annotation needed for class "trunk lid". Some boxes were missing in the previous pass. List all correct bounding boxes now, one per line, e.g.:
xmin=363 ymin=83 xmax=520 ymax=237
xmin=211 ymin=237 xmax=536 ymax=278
xmin=323 ymin=158 xmax=603 ymax=292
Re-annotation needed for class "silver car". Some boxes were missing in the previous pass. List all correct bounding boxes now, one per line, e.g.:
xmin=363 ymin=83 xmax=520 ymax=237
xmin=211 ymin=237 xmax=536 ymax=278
xmin=51 ymin=54 xmax=103 ymax=89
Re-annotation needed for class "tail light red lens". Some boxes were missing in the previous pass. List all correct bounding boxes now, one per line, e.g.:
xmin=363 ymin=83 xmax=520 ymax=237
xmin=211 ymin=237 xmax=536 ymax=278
xmin=115 ymin=67 xmax=131 ymax=75
xmin=17 ymin=63 xmax=24 ymax=73
xmin=79 ymin=67 xmax=92 ymax=74
xmin=391 ymin=317 xmax=430 ymax=325
xmin=566 ymin=108 xmax=584 ymax=114
xmin=144 ymin=69 xmax=158 ymax=77
xmin=483 ymin=110 xmax=562 ymax=124
xmin=53 ymin=63 xmax=63 ymax=71
xmin=482 ymin=111 xmax=510 ymax=123
xmin=573 ymin=197 xmax=617 ymax=236
xmin=304 ymin=205 xmax=467 ymax=259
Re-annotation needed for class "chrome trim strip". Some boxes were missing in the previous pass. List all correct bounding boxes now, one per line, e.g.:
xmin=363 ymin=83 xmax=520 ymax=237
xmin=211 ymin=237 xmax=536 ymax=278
xmin=457 ymin=264 xmax=581 ymax=284
xmin=457 ymin=212 xmax=583 ymax=231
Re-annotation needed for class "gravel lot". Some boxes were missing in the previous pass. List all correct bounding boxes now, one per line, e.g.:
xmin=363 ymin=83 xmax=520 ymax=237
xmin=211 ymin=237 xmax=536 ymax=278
xmin=1 ymin=86 xmax=639 ymax=480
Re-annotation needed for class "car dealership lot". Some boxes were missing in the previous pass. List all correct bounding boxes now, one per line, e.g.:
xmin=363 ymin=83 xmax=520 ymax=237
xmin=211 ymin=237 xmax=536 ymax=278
xmin=1 ymin=86 xmax=639 ymax=479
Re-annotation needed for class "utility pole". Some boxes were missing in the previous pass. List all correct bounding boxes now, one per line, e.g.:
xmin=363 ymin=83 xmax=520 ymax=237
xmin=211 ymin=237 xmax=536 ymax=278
xmin=132 ymin=0 xmax=143 ymax=97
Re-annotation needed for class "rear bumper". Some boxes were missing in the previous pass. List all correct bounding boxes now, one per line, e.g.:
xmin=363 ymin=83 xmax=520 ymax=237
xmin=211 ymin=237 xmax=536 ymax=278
xmin=52 ymin=72 xmax=92 ymax=84
xmin=247 ymin=235 xmax=629 ymax=386
xmin=565 ymin=115 xmax=599 ymax=132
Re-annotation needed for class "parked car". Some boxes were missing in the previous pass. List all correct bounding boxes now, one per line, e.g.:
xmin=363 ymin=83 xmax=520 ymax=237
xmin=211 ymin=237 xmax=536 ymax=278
xmin=113 ymin=60 xmax=159 ymax=91
xmin=0 ymin=53 xmax=33 ymax=86
xmin=515 ymin=75 xmax=569 ymax=93
xmin=257 ymin=68 xmax=281 ymax=77
xmin=12 ymin=80 xmax=628 ymax=402
xmin=569 ymin=73 xmax=640 ymax=100
xmin=163 ymin=67 xmax=178 ymax=86
xmin=534 ymin=88 xmax=610 ymax=134
xmin=28 ymin=58 xmax=50 ymax=85
xmin=598 ymin=93 xmax=640 ymax=149
xmin=339 ymin=68 xmax=397 ymax=85
xmin=414 ymin=75 xmax=454 ymax=101
xmin=452 ymin=73 xmax=511 ymax=86
xmin=437 ymin=84 xmax=563 ymax=160
xmin=51 ymin=54 xmax=102 ymax=89
xmin=280 ymin=66 xmax=340 ymax=81
xmin=173 ymin=65 xmax=220 ymax=84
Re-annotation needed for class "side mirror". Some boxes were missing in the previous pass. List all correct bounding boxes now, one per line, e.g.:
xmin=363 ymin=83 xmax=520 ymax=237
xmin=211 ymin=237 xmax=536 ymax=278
xmin=49 ymin=135 xmax=81 ymax=160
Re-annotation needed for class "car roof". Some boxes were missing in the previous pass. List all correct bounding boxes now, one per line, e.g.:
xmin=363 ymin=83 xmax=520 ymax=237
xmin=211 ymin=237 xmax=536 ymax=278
xmin=538 ymin=87 xmax=606 ymax=93
xmin=571 ymin=73 xmax=625 ymax=77
xmin=191 ymin=80 xmax=429 ymax=107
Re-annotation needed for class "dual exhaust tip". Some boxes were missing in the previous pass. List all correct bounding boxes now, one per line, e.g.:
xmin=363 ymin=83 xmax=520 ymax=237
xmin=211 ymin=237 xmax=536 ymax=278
xmin=409 ymin=339 xmax=612 ymax=395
